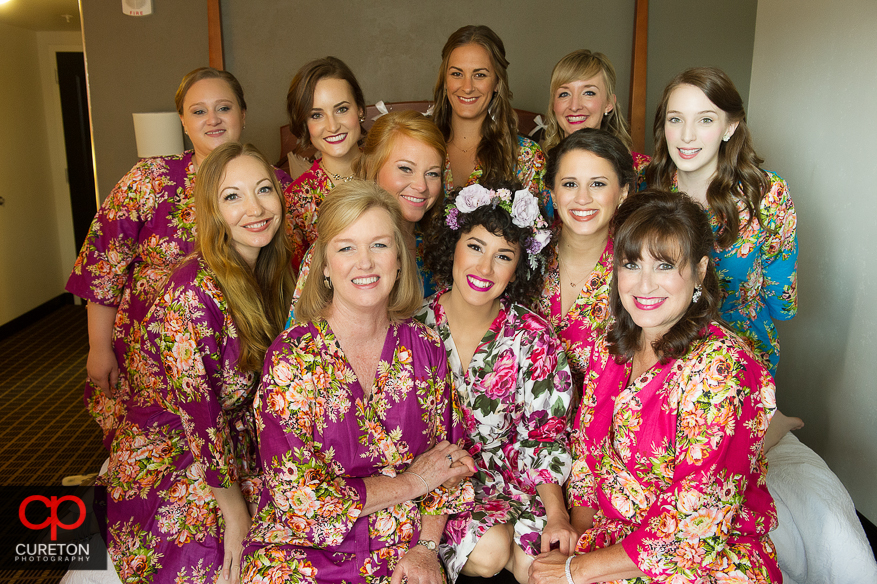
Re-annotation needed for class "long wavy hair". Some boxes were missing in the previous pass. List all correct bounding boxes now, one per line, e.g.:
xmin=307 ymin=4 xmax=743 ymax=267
xmin=542 ymin=50 xmax=632 ymax=153
xmin=644 ymin=67 xmax=770 ymax=248
xmin=355 ymin=110 xmax=448 ymax=228
xmin=607 ymin=190 xmax=721 ymax=364
xmin=423 ymin=179 xmax=548 ymax=306
xmin=175 ymin=67 xmax=247 ymax=115
xmin=194 ymin=142 xmax=295 ymax=372
xmin=286 ymin=56 xmax=366 ymax=154
xmin=296 ymin=180 xmax=423 ymax=323
xmin=431 ymin=25 xmax=519 ymax=185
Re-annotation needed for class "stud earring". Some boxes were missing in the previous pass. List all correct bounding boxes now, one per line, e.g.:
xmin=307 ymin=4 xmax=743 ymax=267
xmin=323 ymin=277 xmax=332 ymax=290
xmin=692 ymin=285 xmax=702 ymax=303
xmin=722 ymin=134 xmax=730 ymax=142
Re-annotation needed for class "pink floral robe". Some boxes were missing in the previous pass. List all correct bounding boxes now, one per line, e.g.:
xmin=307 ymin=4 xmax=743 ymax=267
xmin=241 ymin=318 xmax=474 ymax=584
xmin=100 ymin=256 xmax=261 ymax=584
xmin=285 ymin=160 xmax=333 ymax=273
xmin=533 ymin=235 xmax=614 ymax=393
xmin=415 ymin=294 xmax=573 ymax=580
xmin=66 ymin=151 xmax=291 ymax=448
xmin=568 ymin=323 xmax=781 ymax=582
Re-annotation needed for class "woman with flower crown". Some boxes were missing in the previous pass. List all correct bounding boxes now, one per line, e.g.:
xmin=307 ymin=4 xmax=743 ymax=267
xmin=417 ymin=181 xmax=575 ymax=583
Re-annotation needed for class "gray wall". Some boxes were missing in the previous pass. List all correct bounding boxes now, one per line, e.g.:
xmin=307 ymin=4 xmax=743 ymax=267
xmin=645 ymin=0 xmax=758 ymax=152
xmin=81 ymin=1 xmax=209 ymax=199
xmin=749 ymin=0 xmax=877 ymax=521
xmin=221 ymin=0 xmax=636 ymax=164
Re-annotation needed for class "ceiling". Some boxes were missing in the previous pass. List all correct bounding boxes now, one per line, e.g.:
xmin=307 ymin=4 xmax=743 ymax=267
xmin=0 ymin=0 xmax=81 ymax=32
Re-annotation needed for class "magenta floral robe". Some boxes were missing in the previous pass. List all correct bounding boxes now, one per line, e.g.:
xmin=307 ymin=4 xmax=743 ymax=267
xmin=568 ymin=323 xmax=781 ymax=582
xmin=101 ymin=256 xmax=261 ymax=584
xmin=415 ymin=294 xmax=573 ymax=580
xmin=241 ymin=318 xmax=474 ymax=584
xmin=66 ymin=152 xmax=291 ymax=448
xmin=534 ymin=235 xmax=614 ymax=393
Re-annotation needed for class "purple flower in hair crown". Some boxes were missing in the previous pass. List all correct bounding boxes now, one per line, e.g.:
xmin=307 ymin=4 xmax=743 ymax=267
xmin=444 ymin=184 xmax=552 ymax=275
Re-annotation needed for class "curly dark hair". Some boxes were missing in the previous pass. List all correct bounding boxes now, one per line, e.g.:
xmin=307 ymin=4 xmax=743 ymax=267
xmin=607 ymin=190 xmax=722 ymax=363
xmin=423 ymin=180 xmax=548 ymax=306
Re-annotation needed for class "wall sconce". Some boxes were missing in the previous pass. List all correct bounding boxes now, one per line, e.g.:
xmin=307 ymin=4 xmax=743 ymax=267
xmin=132 ymin=113 xmax=183 ymax=158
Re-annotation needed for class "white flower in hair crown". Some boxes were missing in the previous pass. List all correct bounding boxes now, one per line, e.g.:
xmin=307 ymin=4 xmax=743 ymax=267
xmin=445 ymin=184 xmax=552 ymax=261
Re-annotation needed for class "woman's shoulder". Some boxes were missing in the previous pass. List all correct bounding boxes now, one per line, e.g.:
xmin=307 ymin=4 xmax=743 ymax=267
xmin=396 ymin=317 xmax=443 ymax=349
xmin=682 ymin=322 xmax=767 ymax=375
xmin=157 ymin=255 xmax=225 ymax=313
xmin=505 ymin=301 xmax=555 ymax=337
xmin=517 ymin=135 xmax=544 ymax=155
xmin=286 ymin=160 xmax=324 ymax=190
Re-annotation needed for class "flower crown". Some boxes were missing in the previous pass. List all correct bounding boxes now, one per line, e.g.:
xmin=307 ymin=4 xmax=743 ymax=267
xmin=444 ymin=184 xmax=552 ymax=275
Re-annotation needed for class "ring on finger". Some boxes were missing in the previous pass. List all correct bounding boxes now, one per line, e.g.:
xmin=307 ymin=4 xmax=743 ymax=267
xmin=446 ymin=453 xmax=453 ymax=466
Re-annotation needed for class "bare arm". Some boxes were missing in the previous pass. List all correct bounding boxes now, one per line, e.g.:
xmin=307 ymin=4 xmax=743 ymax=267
xmin=210 ymin=484 xmax=252 ymax=584
xmin=390 ymin=514 xmax=448 ymax=584
xmin=360 ymin=440 xmax=474 ymax=516
xmin=537 ymin=483 xmax=579 ymax=554
xmin=569 ymin=506 xmax=597 ymax=536
xmin=529 ymin=545 xmax=646 ymax=584
xmin=86 ymin=302 xmax=119 ymax=396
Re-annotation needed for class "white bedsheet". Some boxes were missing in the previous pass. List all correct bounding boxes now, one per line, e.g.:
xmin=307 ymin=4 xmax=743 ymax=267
xmin=766 ymin=433 xmax=877 ymax=584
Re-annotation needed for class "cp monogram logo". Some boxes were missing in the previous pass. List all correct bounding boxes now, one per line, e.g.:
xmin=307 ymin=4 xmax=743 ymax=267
xmin=19 ymin=495 xmax=86 ymax=541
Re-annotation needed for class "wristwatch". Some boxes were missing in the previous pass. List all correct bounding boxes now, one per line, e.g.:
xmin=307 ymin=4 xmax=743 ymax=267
xmin=416 ymin=539 xmax=438 ymax=553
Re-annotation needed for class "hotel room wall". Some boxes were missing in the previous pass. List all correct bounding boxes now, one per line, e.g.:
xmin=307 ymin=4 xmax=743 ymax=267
xmin=748 ymin=0 xmax=877 ymax=521
xmin=0 ymin=23 xmax=64 ymax=326
xmin=221 ymin=0 xmax=635 ymax=164
xmin=80 ymin=1 xmax=209 ymax=204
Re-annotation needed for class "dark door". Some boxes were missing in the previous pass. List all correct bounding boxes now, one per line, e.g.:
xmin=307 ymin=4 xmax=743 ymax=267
xmin=56 ymin=51 xmax=97 ymax=253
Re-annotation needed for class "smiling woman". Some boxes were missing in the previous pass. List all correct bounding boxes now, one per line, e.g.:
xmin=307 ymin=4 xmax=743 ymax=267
xmin=417 ymin=181 xmax=573 ymax=584
xmin=98 ymin=143 xmax=295 ymax=584
xmin=284 ymin=57 xmax=367 ymax=271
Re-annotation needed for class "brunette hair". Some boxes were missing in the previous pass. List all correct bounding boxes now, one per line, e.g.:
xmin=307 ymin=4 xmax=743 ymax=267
xmin=296 ymin=180 xmax=422 ymax=322
xmin=423 ymin=179 xmax=547 ymax=305
xmin=286 ymin=56 xmax=366 ymax=154
xmin=193 ymin=142 xmax=295 ymax=372
xmin=644 ymin=67 xmax=770 ymax=248
xmin=355 ymin=110 xmax=448 ymax=228
xmin=175 ymin=67 xmax=247 ymax=114
xmin=545 ymin=128 xmax=635 ymax=194
xmin=607 ymin=190 xmax=721 ymax=363
xmin=542 ymin=50 xmax=632 ymax=152
xmin=431 ymin=25 xmax=519 ymax=185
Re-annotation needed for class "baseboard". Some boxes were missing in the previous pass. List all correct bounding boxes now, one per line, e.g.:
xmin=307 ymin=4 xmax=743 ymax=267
xmin=859 ymin=510 xmax=877 ymax=560
xmin=0 ymin=293 xmax=75 ymax=341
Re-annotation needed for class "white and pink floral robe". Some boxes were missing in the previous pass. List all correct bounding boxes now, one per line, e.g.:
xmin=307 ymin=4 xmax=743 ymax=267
xmin=416 ymin=293 xmax=573 ymax=580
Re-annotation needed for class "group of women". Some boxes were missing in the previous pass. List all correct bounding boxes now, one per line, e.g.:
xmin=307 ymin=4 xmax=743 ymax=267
xmin=66 ymin=21 xmax=798 ymax=584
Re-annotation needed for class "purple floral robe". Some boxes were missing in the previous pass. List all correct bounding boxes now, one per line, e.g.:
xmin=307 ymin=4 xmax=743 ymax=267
xmin=101 ymin=256 xmax=260 ymax=584
xmin=569 ymin=323 xmax=780 ymax=582
xmin=65 ymin=151 xmax=290 ymax=448
xmin=242 ymin=318 xmax=474 ymax=584
xmin=415 ymin=294 xmax=573 ymax=580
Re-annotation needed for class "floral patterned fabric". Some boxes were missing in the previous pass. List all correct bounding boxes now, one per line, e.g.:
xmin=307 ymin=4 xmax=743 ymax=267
xmin=100 ymin=255 xmax=261 ymax=584
xmin=661 ymin=170 xmax=798 ymax=374
xmin=285 ymin=160 xmax=333 ymax=273
xmin=533 ymin=235 xmax=614 ymax=393
xmin=443 ymin=135 xmax=552 ymax=218
xmin=241 ymin=318 xmax=473 ymax=584
xmin=65 ymin=151 xmax=291 ymax=448
xmin=632 ymin=151 xmax=651 ymax=175
xmin=415 ymin=293 xmax=573 ymax=580
xmin=568 ymin=323 xmax=780 ymax=583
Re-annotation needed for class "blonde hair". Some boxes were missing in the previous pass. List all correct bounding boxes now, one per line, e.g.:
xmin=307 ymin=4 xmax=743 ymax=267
xmin=175 ymin=67 xmax=246 ymax=115
xmin=296 ymin=180 xmax=423 ymax=323
xmin=542 ymin=50 xmax=632 ymax=152
xmin=194 ymin=142 xmax=294 ymax=371
xmin=355 ymin=110 xmax=447 ymax=226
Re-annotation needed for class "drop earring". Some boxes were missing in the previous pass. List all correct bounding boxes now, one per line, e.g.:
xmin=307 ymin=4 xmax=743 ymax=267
xmin=692 ymin=285 xmax=702 ymax=303
xmin=323 ymin=277 xmax=332 ymax=290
